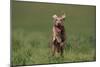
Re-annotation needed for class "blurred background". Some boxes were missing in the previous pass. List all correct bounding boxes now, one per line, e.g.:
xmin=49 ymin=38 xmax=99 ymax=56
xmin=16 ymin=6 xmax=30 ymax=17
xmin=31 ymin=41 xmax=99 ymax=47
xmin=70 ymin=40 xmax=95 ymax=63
xmin=12 ymin=1 xmax=96 ymax=66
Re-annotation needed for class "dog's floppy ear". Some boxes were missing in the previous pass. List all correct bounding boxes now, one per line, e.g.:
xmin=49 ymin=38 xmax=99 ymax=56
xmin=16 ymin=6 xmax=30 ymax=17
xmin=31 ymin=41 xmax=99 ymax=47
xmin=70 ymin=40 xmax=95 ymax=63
xmin=62 ymin=14 xmax=66 ymax=19
xmin=52 ymin=14 xmax=57 ymax=19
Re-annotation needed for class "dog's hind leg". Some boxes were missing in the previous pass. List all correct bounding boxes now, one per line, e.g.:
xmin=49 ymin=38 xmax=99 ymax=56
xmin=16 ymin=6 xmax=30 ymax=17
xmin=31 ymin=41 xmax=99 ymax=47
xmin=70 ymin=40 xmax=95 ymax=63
xmin=56 ymin=43 xmax=60 ymax=53
xmin=60 ymin=47 xmax=64 ymax=57
xmin=52 ymin=44 xmax=56 ymax=56
xmin=60 ymin=43 xmax=64 ymax=56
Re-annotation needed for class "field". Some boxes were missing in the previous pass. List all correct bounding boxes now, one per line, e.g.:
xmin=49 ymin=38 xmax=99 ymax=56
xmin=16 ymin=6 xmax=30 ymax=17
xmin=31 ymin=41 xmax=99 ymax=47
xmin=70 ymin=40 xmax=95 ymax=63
xmin=11 ymin=1 xmax=96 ymax=66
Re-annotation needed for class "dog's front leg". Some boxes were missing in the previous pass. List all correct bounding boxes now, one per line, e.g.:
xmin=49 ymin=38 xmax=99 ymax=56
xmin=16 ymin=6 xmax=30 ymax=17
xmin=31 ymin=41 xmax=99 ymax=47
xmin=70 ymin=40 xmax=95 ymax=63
xmin=52 ymin=27 xmax=56 ymax=41
xmin=52 ymin=27 xmax=56 ymax=56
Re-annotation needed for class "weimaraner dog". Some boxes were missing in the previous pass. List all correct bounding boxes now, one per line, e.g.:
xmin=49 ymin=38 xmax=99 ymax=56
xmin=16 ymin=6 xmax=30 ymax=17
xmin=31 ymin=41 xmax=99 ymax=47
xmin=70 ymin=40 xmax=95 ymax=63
xmin=51 ymin=14 xmax=66 ymax=56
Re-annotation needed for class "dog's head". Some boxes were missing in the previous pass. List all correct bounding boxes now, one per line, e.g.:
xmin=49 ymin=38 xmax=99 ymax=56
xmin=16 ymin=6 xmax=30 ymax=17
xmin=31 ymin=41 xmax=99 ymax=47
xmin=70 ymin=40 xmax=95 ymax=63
xmin=52 ymin=14 xmax=66 ymax=27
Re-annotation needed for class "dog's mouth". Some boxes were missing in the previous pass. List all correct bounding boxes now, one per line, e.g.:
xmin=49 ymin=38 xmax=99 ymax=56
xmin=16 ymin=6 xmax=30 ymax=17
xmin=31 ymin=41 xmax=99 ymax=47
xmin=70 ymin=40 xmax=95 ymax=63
xmin=55 ymin=23 xmax=62 ymax=33
xmin=55 ymin=27 xmax=61 ymax=33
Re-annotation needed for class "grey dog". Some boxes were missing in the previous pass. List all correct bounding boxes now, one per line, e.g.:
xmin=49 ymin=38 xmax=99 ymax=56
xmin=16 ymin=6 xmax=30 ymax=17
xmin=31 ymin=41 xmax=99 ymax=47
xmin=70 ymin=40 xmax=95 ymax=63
xmin=51 ymin=14 xmax=66 ymax=56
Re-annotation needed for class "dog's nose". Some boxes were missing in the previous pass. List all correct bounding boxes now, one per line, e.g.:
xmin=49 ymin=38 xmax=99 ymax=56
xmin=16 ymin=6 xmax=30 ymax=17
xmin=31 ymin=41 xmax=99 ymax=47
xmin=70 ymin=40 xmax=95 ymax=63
xmin=57 ymin=23 xmax=61 ymax=26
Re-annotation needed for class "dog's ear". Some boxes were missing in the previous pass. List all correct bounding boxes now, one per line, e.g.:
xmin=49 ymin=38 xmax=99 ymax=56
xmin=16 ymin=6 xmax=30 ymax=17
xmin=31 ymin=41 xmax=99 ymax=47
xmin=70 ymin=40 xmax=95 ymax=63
xmin=52 ymin=14 xmax=57 ymax=19
xmin=62 ymin=14 xmax=66 ymax=19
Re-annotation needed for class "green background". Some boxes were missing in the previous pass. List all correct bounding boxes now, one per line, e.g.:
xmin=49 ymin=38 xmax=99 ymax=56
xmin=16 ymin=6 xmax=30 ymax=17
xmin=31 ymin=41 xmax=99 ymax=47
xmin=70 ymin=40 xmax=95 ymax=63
xmin=12 ymin=1 xmax=96 ymax=66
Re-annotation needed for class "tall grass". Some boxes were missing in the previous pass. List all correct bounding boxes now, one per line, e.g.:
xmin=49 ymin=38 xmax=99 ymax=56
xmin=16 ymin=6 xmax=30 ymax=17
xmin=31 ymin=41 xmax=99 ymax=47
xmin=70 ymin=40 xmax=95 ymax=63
xmin=12 ymin=30 xmax=96 ymax=65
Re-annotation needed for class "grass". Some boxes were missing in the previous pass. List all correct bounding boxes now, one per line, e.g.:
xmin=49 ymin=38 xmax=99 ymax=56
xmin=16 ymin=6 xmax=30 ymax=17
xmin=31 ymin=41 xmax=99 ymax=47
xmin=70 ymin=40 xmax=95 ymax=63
xmin=11 ymin=1 xmax=96 ymax=66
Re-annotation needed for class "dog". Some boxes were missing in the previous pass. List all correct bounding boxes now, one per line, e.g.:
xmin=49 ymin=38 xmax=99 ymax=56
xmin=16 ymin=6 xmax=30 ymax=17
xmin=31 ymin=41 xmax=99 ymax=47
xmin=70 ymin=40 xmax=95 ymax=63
xmin=51 ymin=14 xmax=66 ymax=56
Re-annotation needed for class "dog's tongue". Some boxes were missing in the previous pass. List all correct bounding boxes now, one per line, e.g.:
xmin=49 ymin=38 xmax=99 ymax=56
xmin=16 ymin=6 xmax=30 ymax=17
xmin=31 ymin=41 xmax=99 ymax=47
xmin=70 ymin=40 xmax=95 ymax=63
xmin=55 ymin=27 xmax=61 ymax=32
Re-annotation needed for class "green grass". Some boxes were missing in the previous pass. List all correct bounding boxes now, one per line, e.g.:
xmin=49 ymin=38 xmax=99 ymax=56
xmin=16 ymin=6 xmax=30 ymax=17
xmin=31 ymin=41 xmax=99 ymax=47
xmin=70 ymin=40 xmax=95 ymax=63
xmin=12 ymin=1 xmax=96 ymax=66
